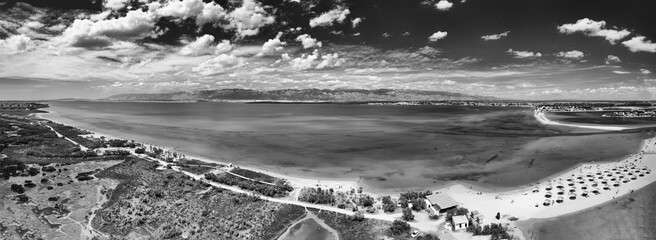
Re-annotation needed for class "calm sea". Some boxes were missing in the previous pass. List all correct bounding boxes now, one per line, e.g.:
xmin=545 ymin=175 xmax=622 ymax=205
xmin=43 ymin=101 xmax=648 ymax=192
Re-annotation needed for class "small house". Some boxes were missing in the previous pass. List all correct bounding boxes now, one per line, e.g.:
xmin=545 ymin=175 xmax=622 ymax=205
xmin=451 ymin=215 xmax=468 ymax=231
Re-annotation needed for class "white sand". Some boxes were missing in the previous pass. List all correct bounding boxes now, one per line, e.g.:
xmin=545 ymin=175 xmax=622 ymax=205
xmin=441 ymin=130 xmax=656 ymax=225
xmin=534 ymin=110 xmax=629 ymax=131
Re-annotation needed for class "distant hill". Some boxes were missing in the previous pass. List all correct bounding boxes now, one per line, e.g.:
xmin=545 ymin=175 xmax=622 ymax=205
xmin=104 ymin=89 xmax=496 ymax=102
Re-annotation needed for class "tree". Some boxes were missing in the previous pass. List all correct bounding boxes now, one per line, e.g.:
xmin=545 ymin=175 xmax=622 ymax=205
xmin=359 ymin=195 xmax=374 ymax=207
xmin=411 ymin=198 xmax=426 ymax=211
xmin=399 ymin=197 xmax=409 ymax=208
xmin=388 ymin=220 xmax=411 ymax=236
xmin=402 ymin=207 xmax=414 ymax=221
xmin=383 ymin=202 xmax=396 ymax=213
xmin=351 ymin=211 xmax=365 ymax=221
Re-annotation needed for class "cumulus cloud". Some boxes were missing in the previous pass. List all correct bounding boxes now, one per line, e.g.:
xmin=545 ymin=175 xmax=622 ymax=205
xmin=605 ymin=55 xmax=621 ymax=65
xmin=556 ymin=50 xmax=584 ymax=59
xmin=25 ymin=21 xmax=45 ymax=29
xmin=192 ymin=54 xmax=245 ymax=75
xmin=435 ymin=0 xmax=453 ymax=11
xmin=621 ymin=36 xmax=656 ymax=53
xmin=557 ymin=18 xmax=630 ymax=44
xmin=157 ymin=0 xmax=226 ymax=26
xmin=0 ymin=34 xmax=33 ymax=54
xmin=309 ymin=7 xmax=350 ymax=28
xmin=507 ymin=49 xmax=542 ymax=58
xmin=641 ymin=69 xmax=651 ymax=74
xmin=428 ymin=31 xmax=447 ymax=41
xmin=612 ymin=70 xmax=630 ymax=74
xmin=352 ymin=17 xmax=362 ymax=28
xmin=283 ymin=49 xmax=345 ymax=70
xmin=481 ymin=31 xmax=509 ymax=41
xmin=296 ymin=34 xmax=322 ymax=49
xmin=258 ymin=32 xmax=285 ymax=56
xmin=90 ymin=10 xmax=112 ymax=21
xmin=47 ymin=24 xmax=67 ymax=32
xmin=104 ymin=0 xmax=129 ymax=10
xmin=226 ymin=0 xmax=275 ymax=38
xmin=62 ymin=9 xmax=156 ymax=48
xmin=215 ymin=40 xmax=233 ymax=54
xmin=179 ymin=34 xmax=216 ymax=56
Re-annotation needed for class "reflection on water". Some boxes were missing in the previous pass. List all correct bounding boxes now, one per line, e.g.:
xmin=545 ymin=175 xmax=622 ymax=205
xmin=44 ymin=101 xmax=649 ymax=192
xmin=278 ymin=218 xmax=336 ymax=240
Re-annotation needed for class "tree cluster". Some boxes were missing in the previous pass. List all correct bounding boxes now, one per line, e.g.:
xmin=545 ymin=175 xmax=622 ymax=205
xmin=467 ymin=223 xmax=511 ymax=240
xmin=204 ymin=173 xmax=291 ymax=197
xmin=298 ymin=187 xmax=336 ymax=205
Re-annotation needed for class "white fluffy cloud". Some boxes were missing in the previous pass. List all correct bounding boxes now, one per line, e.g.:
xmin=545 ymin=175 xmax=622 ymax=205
xmin=192 ymin=54 xmax=245 ymax=75
xmin=309 ymin=7 xmax=350 ymax=28
xmin=435 ymin=0 xmax=453 ymax=11
xmin=641 ymin=69 xmax=651 ymax=74
xmin=556 ymin=50 xmax=584 ymax=59
xmin=0 ymin=34 xmax=33 ymax=54
xmin=557 ymin=18 xmax=630 ymax=44
xmin=258 ymin=32 xmax=285 ymax=55
xmin=605 ymin=55 xmax=621 ymax=65
xmin=481 ymin=31 xmax=509 ymax=41
xmin=621 ymin=36 xmax=656 ymax=53
xmin=352 ymin=17 xmax=362 ymax=28
xmin=157 ymin=0 xmax=226 ymax=26
xmin=296 ymin=34 xmax=322 ymax=49
xmin=179 ymin=34 xmax=215 ymax=56
xmin=62 ymin=9 xmax=156 ymax=48
xmin=25 ymin=21 xmax=45 ymax=29
xmin=226 ymin=0 xmax=275 ymax=38
xmin=215 ymin=40 xmax=233 ymax=54
xmin=283 ymin=50 xmax=345 ymax=70
xmin=428 ymin=31 xmax=447 ymax=41
xmin=104 ymin=0 xmax=130 ymax=10
xmin=507 ymin=49 xmax=542 ymax=58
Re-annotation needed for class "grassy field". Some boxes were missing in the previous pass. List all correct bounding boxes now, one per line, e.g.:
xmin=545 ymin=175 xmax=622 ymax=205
xmin=518 ymin=181 xmax=656 ymax=240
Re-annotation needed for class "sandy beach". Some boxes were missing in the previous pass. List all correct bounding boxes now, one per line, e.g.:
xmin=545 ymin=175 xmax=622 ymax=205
xmin=434 ymin=111 xmax=656 ymax=226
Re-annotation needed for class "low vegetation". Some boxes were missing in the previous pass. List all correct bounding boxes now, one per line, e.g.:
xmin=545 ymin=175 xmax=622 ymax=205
xmin=298 ymin=187 xmax=337 ymax=204
xmin=94 ymin=158 xmax=306 ymax=239
xmin=204 ymin=172 xmax=293 ymax=197
xmin=315 ymin=210 xmax=392 ymax=240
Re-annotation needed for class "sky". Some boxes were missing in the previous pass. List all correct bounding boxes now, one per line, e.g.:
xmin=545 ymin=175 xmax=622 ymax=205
xmin=0 ymin=0 xmax=655 ymax=100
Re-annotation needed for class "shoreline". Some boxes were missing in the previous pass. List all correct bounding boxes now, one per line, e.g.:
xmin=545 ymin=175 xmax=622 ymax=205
xmin=534 ymin=110 xmax=630 ymax=131
xmin=34 ymin=111 xmax=363 ymax=195
xmin=33 ymin=108 xmax=656 ymax=225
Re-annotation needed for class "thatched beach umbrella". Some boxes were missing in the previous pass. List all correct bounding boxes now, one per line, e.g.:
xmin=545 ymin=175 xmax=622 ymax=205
xmin=592 ymin=188 xmax=600 ymax=194
xmin=581 ymin=184 xmax=588 ymax=190
xmin=603 ymin=185 xmax=611 ymax=190
xmin=543 ymin=199 xmax=551 ymax=206
xmin=582 ymin=191 xmax=589 ymax=197
xmin=545 ymin=192 xmax=552 ymax=198
xmin=569 ymin=192 xmax=577 ymax=200
xmin=556 ymin=196 xmax=564 ymax=203
xmin=545 ymin=185 xmax=553 ymax=191
xmin=613 ymin=182 xmax=621 ymax=187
